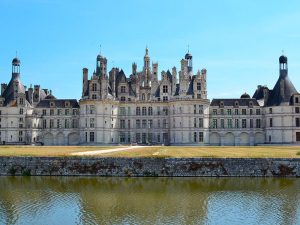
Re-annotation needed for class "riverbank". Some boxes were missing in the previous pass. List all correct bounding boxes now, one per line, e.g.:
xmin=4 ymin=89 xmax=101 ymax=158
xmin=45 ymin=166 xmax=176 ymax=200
xmin=0 ymin=157 xmax=299 ymax=177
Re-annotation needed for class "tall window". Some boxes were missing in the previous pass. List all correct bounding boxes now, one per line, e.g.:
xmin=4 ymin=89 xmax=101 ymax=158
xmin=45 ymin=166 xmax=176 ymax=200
xmin=90 ymin=132 xmax=95 ymax=142
xmin=163 ymin=85 xmax=168 ymax=93
xmin=136 ymin=120 xmax=140 ymax=129
xmin=136 ymin=107 xmax=141 ymax=115
xmin=92 ymin=83 xmax=97 ymax=91
xmin=194 ymin=118 xmax=197 ymax=128
xmin=270 ymin=118 xmax=273 ymax=127
xmin=148 ymin=107 xmax=153 ymax=116
xmin=148 ymin=120 xmax=153 ymax=128
xmin=163 ymin=119 xmax=167 ymax=128
xmin=42 ymin=119 xmax=47 ymax=129
xmin=256 ymin=119 xmax=261 ymax=128
xmin=250 ymin=119 xmax=253 ymax=128
xmin=19 ymin=108 xmax=24 ymax=115
xmin=296 ymin=118 xmax=300 ymax=127
xmin=242 ymin=119 xmax=247 ymax=128
xmin=90 ymin=118 xmax=95 ymax=128
xmin=228 ymin=119 xmax=232 ymax=128
xmin=234 ymin=109 xmax=239 ymax=115
xmin=163 ymin=96 xmax=168 ymax=102
xmin=199 ymin=132 xmax=204 ymax=142
xmin=142 ymin=107 xmax=147 ymax=115
xmin=199 ymin=118 xmax=203 ymax=128
xmin=235 ymin=119 xmax=239 ymax=128
xmin=221 ymin=119 xmax=224 ymax=128
xmin=296 ymin=107 xmax=300 ymax=113
xmin=199 ymin=105 xmax=203 ymax=114
xmin=256 ymin=109 xmax=261 ymax=115
xmin=120 ymin=96 xmax=126 ymax=102
xmin=121 ymin=86 xmax=126 ymax=93
xmin=242 ymin=109 xmax=246 ymax=115
xmin=120 ymin=119 xmax=125 ymax=129
xmin=227 ymin=109 xmax=232 ymax=115
xmin=120 ymin=107 xmax=126 ymax=116
xmin=65 ymin=119 xmax=70 ymax=128
xmin=197 ymin=82 xmax=201 ymax=91
xmin=19 ymin=98 xmax=24 ymax=105
xmin=213 ymin=109 xmax=217 ymax=115
xmin=142 ymin=120 xmax=147 ymax=128
xmin=50 ymin=119 xmax=54 ymax=128
xmin=194 ymin=132 xmax=197 ymax=142
xmin=42 ymin=109 xmax=47 ymax=116
xmin=212 ymin=119 xmax=217 ymax=128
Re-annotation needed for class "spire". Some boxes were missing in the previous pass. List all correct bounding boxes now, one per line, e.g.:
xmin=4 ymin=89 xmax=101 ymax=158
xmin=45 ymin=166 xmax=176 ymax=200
xmin=145 ymin=46 xmax=149 ymax=57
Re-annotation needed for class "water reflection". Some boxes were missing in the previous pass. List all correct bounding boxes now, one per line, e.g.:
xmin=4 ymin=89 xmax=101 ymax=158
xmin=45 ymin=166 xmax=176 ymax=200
xmin=0 ymin=177 xmax=299 ymax=224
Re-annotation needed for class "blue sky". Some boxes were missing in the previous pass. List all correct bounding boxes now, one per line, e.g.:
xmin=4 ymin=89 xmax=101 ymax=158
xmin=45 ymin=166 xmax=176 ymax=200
xmin=1 ymin=0 xmax=300 ymax=100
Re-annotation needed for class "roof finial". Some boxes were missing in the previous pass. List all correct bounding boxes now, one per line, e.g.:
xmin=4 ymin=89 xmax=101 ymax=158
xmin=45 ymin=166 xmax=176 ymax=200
xmin=100 ymin=44 xmax=102 ymax=55
xmin=145 ymin=45 xmax=148 ymax=55
xmin=16 ymin=51 xmax=18 ymax=57
xmin=187 ymin=44 xmax=190 ymax=53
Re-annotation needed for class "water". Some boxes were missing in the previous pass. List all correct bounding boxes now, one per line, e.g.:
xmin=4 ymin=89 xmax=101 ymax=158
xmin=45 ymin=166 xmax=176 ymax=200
xmin=0 ymin=177 xmax=299 ymax=225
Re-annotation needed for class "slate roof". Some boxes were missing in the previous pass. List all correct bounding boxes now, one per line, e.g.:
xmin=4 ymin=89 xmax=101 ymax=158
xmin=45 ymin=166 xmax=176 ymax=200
xmin=266 ymin=75 xmax=298 ymax=106
xmin=1 ymin=73 xmax=26 ymax=106
xmin=210 ymin=98 xmax=259 ymax=107
xmin=36 ymin=99 xmax=79 ymax=108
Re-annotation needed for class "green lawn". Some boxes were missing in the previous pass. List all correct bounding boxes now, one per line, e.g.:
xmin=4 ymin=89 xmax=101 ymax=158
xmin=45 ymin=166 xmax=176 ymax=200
xmin=0 ymin=145 xmax=300 ymax=158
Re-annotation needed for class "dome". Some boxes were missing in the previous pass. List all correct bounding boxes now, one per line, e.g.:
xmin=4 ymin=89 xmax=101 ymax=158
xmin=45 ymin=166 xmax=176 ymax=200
xmin=279 ymin=55 xmax=287 ymax=64
xmin=240 ymin=92 xmax=250 ymax=98
xmin=12 ymin=57 xmax=20 ymax=65
xmin=185 ymin=52 xmax=192 ymax=60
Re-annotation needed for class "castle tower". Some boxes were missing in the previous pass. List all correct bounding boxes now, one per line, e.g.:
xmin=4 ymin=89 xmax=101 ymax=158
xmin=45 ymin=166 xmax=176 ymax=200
xmin=185 ymin=51 xmax=193 ymax=74
xmin=143 ymin=47 xmax=151 ymax=86
xmin=96 ymin=55 xmax=107 ymax=77
xmin=12 ymin=57 xmax=20 ymax=78
xmin=279 ymin=54 xmax=288 ymax=78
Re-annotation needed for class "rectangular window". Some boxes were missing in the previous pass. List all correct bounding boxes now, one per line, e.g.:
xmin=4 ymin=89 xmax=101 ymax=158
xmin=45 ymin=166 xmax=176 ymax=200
xmin=163 ymin=107 xmax=168 ymax=115
xmin=65 ymin=109 xmax=69 ymax=115
xmin=121 ymin=86 xmax=126 ymax=93
xmin=157 ymin=134 xmax=161 ymax=143
xmin=120 ymin=107 xmax=126 ymax=116
xmin=197 ymin=82 xmax=201 ymax=91
xmin=19 ymin=108 xmax=24 ymax=115
xmin=194 ymin=118 xmax=197 ymax=128
xmin=296 ymin=118 xmax=300 ymax=127
xmin=42 ymin=109 xmax=47 ymax=116
xmin=235 ymin=119 xmax=239 ymax=128
xmin=136 ymin=133 xmax=141 ymax=143
xmin=220 ymin=109 xmax=224 ymax=115
xmin=199 ymin=118 xmax=203 ymax=128
xmin=235 ymin=109 xmax=239 ymax=115
xmin=142 ymin=120 xmax=147 ymax=129
xmin=227 ymin=109 xmax=232 ymax=115
xmin=250 ymin=119 xmax=253 ymax=128
xmin=194 ymin=132 xmax=197 ymax=142
xmin=270 ymin=118 xmax=273 ymax=127
xmin=158 ymin=119 xmax=161 ymax=128
xmin=90 ymin=132 xmax=95 ymax=142
xmin=136 ymin=107 xmax=141 ymax=115
xmin=296 ymin=132 xmax=300 ymax=142
xmin=136 ymin=120 xmax=140 ymax=129
xmin=148 ymin=120 xmax=153 ymax=128
xmin=163 ymin=119 xmax=167 ymax=128
xmin=90 ymin=118 xmax=95 ymax=128
xmin=163 ymin=85 xmax=168 ymax=93
xmin=213 ymin=109 xmax=217 ymax=115
xmin=50 ymin=109 xmax=54 ymax=116
xmin=256 ymin=119 xmax=261 ymax=128
xmin=250 ymin=109 xmax=253 ymax=115
xmin=256 ymin=109 xmax=261 ymax=115
xmin=199 ymin=105 xmax=203 ymax=114
xmin=221 ymin=119 xmax=224 ymax=128
xmin=242 ymin=119 xmax=247 ymax=128
xmin=163 ymin=96 xmax=168 ymax=102
xmin=142 ymin=107 xmax=147 ymax=116
xmin=50 ymin=119 xmax=54 ymax=128
xmin=269 ymin=108 xmax=272 ymax=114
xmin=128 ymin=120 xmax=130 ymax=129
xmin=89 ymin=105 xmax=95 ymax=114
xmin=296 ymin=107 xmax=300 ymax=113
xmin=42 ymin=119 xmax=47 ymax=129
xmin=120 ymin=119 xmax=125 ymax=129
xmin=199 ymin=132 xmax=204 ymax=142
xmin=194 ymin=105 xmax=196 ymax=114
xmin=212 ymin=119 xmax=217 ymax=128
xmin=119 ymin=132 xmax=125 ymax=143
xmin=227 ymin=119 xmax=232 ymax=128
xmin=242 ymin=109 xmax=246 ymax=115
xmin=57 ymin=119 xmax=61 ymax=128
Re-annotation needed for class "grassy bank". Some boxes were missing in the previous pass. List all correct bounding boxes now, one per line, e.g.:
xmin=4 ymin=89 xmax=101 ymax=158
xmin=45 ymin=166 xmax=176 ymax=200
xmin=0 ymin=145 xmax=300 ymax=158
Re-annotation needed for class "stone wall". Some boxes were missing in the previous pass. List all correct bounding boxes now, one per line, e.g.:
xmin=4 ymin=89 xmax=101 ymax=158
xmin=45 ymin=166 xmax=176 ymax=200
xmin=0 ymin=157 xmax=300 ymax=177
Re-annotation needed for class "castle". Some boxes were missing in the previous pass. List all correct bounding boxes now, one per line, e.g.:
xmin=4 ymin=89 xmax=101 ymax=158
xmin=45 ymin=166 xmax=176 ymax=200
xmin=0 ymin=49 xmax=300 ymax=146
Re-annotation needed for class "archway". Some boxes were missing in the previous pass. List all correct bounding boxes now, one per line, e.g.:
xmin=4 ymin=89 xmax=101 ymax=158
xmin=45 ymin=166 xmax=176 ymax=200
xmin=224 ymin=132 xmax=235 ymax=146
xmin=240 ymin=132 xmax=249 ymax=146
xmin=255 ymin=132 xmax=264 ymax=145
xmin=68 ymin=133 xmax=80 ymax=145
xmin=43 ymin=133 xmax=54 ymax=146
xmin=56 ymin=132 xmax=65 ymax=146
xmin=210 ymin=132 xmax=220 ymax=146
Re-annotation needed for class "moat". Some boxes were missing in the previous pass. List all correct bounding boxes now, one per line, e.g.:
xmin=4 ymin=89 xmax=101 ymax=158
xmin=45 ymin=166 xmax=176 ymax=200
xmin=0 ymin=177 xmax=299 ymax=225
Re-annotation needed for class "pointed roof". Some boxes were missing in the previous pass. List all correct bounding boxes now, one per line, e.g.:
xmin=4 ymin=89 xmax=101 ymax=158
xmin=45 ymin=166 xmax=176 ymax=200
xmin=1 ymin=73 xmax=26 ymax=106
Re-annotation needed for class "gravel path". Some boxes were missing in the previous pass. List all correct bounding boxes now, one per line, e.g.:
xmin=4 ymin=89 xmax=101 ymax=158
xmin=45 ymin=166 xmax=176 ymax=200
xmin=71 ymin=146 xmax=147 ymax=156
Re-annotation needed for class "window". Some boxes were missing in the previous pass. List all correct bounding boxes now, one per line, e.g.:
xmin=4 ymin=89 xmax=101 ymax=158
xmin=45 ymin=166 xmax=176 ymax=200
xmin=194 ymin=118 xmax=197 ymax=128
xmin=250 ymin=109 xmax=253 ymax=115
xmin=42 ymin=109 xmax=47 ymax=116
xmin=234 ymin=109 xmax=239 ymax=115
xmin=19 ymin=108 xmax=24 ymax=115
xmin=212 ymin=119 xmax=217 ymax=128
xmin=136 ymin=120 xmax=140 ymax=129
xmin=57 ymin=109 xmax=61 ymax=115
xmin=296 ymin=97 xmax=299 ymax=103
xmin=296 ymin=107 xmax=300 ymax=114
xmin=121 ymin=86 xmax=126 ymax=93
xmin=50 ymin=119 xmax=54 ymax=128
xmin=269 ymin=108 xmax=272 ymax=114
xmin=92 ymin=83 xmax=97 ymax=91
xmin=73 ymin=109 xmax=77 ymax=115
xmin=136 ymin=133 xmax=141 ymax=143
xmin=158 ymin=119 xmax=161 ymax=128
xmin=194 ymin=105 xmax=197 ymax=114
xmin=148 ymin=120 xmax=153 ymax=128
xmin=120 ymin=96 xmax=126 ymax=102
xmin=157 ymin=134 xmax=161 ymax=143
xmin=227 ymin=119 xmax=232 ymax=128
xmin=213 ymin=109 xmax=217 ymax=115
xmin=92 ymin=94 xmax=97 ymax=99
xmin=128 ymin=120 xmax=131 ymax=129
xmin=194 ymin=132 xmax=197 ymax=142
xmin=65 ymin=109 xmax=69 ymax=115
xmin=163 ymin=85 xmax=168 ymax=93
xmin=296 ymin=118 xmax=300 ymax=127
xmin=199 ymin=132 xmax=204 ymax=142
xmin=199 ymin=118 xmax=203 ymax=128
xmin=42 ymin=119 xmax=47 ymax=128
xmin=142 ymin=120 xmax=147 ymax=129
xmin=120 ymin=132 xmax=126 ymax=143
xmin=242 ymin=109 xmax=246 ymax=115
xmin=163 ymin=96 xmax=168 ymax=102
xmin=163 ymin=119 xmax=167 ymax=128
xmin=90 ymin=118 xmax=95 ymax=128
xmin=197 ymin=82 xmax=201 ymax=91
xmin=242 ymin=119 xmax=247 ymax=128
xmin=163 ymin=107 xmax=168 ymax=115
xmin=250 ymin=119 xmax=253 ymax=128
xmin=235 ymin=119 xmax=239 ymax=128
xmin=256 ymin=119 xmax=261 ymax=128
xmin=85 ymin=132 xmax=88 ymax=142
xmin=136 ymin=107 xmax=141 ymax=115
xmin=142 ymin=107 xmax=147 ymax=116
xmin=57 ymin=119 xmax=61 ymax=128
xmin=270 ymin=118 xmax=273 ymax=127
xmin=199 ymin=105 xmax=203 ymax=114
xmin=256 ymin=109 xmax=261 ymax=115
xmin=72 ymin=119 xmax=78 ymax=128
xmin=220 ymin=109 xmax=224 ymax=115
xmin=142 ymin=94 xmax=145 ymax=100
xmin=120 ymin=107 xmax=126 ymax=116
xmin=197 ymin=94 xmax=201 ymax=99
xmin=19 ymin=98 xmax=24 ymax=105
xmin=64 ymin=119 xmax=69 ymax=128
xmin=120 ymin=119 xmax=125 ymax=129
xmin=90 ymin=105 xmax=95 ymax=114
xmin=90 ymin=132 xmax=95 ymax=142
xmin=148 ymin=107 xmax=153 ymax=116
xmin=221 ymin=119 xmax=224 ymax=128
xmin=227 ymin=109 xmax=232 ymax=115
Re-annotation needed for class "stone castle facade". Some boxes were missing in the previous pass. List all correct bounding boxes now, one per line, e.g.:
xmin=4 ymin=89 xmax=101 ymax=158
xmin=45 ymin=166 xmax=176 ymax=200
xmin=1 ymin=49 xmax=300 ymax=145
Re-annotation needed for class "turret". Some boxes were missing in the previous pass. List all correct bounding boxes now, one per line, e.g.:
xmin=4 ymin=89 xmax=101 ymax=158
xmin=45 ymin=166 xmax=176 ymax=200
xmin=152 ymin=62 xmax=158 ymax=81
xmin=82 ymin=68 xmax=88 ymax=97
xmin=172 ymin=66 xmax=177 ymax=95
xmin=279 ymin=55 xmax=288 ymax=79
xmin=132 ymin=62 xmax=137 ymax=76
xmin=1 ymin=83 xmax=7 ymax=95
xmin=96 ymin=55 xmax=107 ymax=76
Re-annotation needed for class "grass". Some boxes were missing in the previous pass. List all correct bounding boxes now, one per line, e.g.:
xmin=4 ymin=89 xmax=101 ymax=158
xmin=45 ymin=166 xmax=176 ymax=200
xmin=0 ymin=145 xmax=300 ymax=158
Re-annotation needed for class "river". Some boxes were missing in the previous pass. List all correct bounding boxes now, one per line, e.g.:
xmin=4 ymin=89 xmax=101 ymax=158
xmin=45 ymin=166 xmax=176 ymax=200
xmin=0 ymin=177 xmax=299 ymax=225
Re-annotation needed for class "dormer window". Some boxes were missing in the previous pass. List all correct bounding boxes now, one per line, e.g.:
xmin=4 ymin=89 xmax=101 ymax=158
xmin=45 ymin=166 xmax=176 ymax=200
xmin=296 ymin=97 xmax=299 ymax=104
xmin=121 ymin=86 xmax=126 ymax=93
xmin=234 ymin=101 xmax=239 ymax=107
xmin=220 ymin=101 xmax=224 ymax=108
xmin=50 ymin=101 xmax=55 ymax=108
xmin=249 ymin=101 xmax=253 ymax=107
xmin=65 ymin=101 xmax=70 ymax=108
